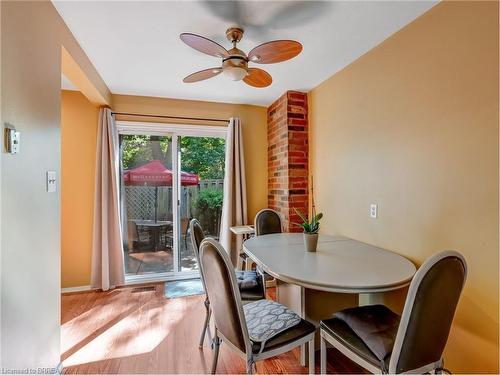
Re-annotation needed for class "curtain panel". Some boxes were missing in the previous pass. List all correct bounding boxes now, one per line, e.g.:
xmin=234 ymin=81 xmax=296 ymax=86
xmin=91 ymin=108 xmax=125 ymax=290
xmin=220 ymin=117 xmax=248 ymax=266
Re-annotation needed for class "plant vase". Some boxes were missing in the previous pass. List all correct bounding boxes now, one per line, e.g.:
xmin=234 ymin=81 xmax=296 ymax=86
xmin=303 ymin=232 xmax=319 ymax=252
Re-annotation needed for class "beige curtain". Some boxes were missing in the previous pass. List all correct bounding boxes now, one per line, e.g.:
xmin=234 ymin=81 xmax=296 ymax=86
xmin=91 ymin=108 xmax=125 ymax=290
xmin=219 ymin=118 xmax=248 ymax=266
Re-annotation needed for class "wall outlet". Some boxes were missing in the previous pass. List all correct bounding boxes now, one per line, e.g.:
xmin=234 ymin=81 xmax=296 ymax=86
xmin=370 ymin=203 xmax=378 ymax=218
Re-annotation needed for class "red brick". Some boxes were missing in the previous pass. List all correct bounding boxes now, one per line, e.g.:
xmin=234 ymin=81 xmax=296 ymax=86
xmin=267 ymin=91 xmax=309 ymax=232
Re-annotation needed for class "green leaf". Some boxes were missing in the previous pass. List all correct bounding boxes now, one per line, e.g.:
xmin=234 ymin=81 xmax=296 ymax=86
xmin=314 ymin=213 xmax=323 ymax=222
xmin=294 ymin=207 xmax=308 ymax=224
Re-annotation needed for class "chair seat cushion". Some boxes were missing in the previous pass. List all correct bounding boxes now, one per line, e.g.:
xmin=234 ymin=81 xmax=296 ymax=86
xmin=321 ymin=305 xmax=400 ymax=371
xmin=321 ymin=317 xmax=387 ymax=369
xmin=236 ymin=270 xmax=259 ymax=290
xmin=243 ymin=300 xmax=302 ymax=345
xmin=334 ymin=304 xmax=400 ymax=362
xmin=252 ymin=318 xmax=316 ymax=354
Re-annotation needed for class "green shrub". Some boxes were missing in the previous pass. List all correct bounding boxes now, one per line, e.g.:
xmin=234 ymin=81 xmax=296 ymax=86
xmin=195 ymin=188 xmax=223 ymax=211
xmin=194 ymin=188 xmax=223 ymax=235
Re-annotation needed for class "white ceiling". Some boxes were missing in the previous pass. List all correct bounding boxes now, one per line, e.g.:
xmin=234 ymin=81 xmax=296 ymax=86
xmin=53 ymin=1 xmax=436 ymax=106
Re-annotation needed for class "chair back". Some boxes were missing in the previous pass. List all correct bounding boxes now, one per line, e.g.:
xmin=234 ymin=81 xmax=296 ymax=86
xmin=199 ymin=238 xmax=250 ymax=354
xmin=189 ymin=219 xmax=206 ymax=287
xmin=254 ymin=208 xmax=282 ymax=236
xmin=389 ymin=251 xmax=467 ymax=374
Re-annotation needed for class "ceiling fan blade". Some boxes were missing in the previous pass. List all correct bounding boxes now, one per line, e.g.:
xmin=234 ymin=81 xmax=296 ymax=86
xmin=183 ymin=68 xmax=222 ymax=83
xmin=180 ymin=33 xmax=229 ymax=58
xmin=201 ymin=0 xmax=244 ymax=25
xmin=248 ymin=40 xmax=302 ymax=64
xmin=243 ymin=68 xmax=272 ymax=88
xmin=263 ymin=1 xmax=331 ymax=30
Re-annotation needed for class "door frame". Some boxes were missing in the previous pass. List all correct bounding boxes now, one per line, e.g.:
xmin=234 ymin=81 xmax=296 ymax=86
xmin=117 ymin=121 xmax=227 ymax=284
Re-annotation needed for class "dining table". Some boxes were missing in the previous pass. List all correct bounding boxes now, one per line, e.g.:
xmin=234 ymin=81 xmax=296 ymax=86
xmin=243 ymin=232 xmax=416 ymax=365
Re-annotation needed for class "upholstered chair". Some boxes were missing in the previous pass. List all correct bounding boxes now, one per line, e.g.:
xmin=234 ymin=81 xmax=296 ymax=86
xmin=320 ymin=251 xmax=467 ymax=374
xmin=199 ymin=237 xmax=316 ymax=375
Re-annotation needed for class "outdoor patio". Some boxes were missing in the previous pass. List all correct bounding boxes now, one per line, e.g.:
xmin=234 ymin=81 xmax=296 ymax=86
xmin=124 ymin=234 xmax=198 ymax=275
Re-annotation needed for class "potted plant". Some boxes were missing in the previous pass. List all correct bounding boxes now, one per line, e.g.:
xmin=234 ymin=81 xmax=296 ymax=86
xmin=294 ymin=208 xmax=323 ymax=252
xmin=293 ymin=176 xmax=323 ymax=252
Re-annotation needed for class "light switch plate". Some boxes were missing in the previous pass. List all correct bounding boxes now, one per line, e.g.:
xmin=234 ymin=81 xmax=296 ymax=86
xmin=5 ymin=127 xmax=20 ymax=154
xmin=47 ymin=171 xmax=57 ymax=193
xmin=370 ymin=203 xmax=378 ymax=218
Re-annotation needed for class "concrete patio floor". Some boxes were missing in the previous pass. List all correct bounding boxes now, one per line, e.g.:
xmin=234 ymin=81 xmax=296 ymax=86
xmin=124 ymin=236 xmax=198 ymax=275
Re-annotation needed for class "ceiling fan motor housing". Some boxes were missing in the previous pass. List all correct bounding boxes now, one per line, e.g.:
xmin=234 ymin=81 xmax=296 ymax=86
xmin=226 ymin=27 xmax=244 ymax=43
xmin=222 ymin=44 xmax=248 ymax=81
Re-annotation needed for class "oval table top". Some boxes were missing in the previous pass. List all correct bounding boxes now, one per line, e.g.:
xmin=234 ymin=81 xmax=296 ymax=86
xmin=243 ymin=233 xmax=416 ymax=293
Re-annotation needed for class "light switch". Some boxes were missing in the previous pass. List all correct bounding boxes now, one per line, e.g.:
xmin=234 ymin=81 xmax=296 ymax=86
xmin=47 ymin=171 xmax=57 ymax=193
xmin=370 ymin=203 xmax=378 ymax=218
xmin=5 ymin=127 xmax=20 ymax=154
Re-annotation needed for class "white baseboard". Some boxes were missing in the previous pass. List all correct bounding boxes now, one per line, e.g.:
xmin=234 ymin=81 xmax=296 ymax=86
xmin=61 ymin=285 xmax=93 ymax=293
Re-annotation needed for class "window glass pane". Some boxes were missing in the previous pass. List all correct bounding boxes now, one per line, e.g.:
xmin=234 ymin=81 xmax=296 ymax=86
xmin=120 ymin=134 xmax=174 ymax=276
xmin=178 ymin=136 xmax=226 ymax=272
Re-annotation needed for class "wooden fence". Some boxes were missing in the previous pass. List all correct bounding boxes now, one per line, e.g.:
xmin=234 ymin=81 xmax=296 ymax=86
xmin=125 ymin=179 xmax=224 ymax=235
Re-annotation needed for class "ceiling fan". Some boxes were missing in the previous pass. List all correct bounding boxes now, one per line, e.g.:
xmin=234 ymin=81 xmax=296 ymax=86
xmin=180 ymin=27 xmax=302 ymax=88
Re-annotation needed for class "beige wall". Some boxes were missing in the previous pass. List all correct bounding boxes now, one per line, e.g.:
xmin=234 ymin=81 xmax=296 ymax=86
xmin=61 ymin=90 xmax=99 ymax=288
xmin=113 ymin=94 xmax=268 ymax=222
xmin=1 ymin=0 xmax=110 ymax=368
xmin=309 ymin=1 xmax=499 ymax=373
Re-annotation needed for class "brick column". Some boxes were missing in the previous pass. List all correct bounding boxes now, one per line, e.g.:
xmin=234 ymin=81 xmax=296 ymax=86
xmin=267 ymin=91 xmax=308 ymax=232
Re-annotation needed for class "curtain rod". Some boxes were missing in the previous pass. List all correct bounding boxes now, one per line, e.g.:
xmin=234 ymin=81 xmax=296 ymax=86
xmin=111 ymin=111 xmax=229 ymax=124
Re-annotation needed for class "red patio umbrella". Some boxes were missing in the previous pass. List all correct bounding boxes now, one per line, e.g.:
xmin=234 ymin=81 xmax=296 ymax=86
xmin=123 ymin=160 xmax=199 ymax=222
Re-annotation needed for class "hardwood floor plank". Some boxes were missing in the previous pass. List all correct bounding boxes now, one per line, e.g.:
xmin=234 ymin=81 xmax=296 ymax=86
xmin=61 ymin=284 xmax=366 ymax=374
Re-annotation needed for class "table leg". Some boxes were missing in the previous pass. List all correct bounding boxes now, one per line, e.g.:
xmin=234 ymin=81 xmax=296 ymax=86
xmin=358 ymin=288 xmax=407 ymax=311
xmin=276 ymin=280 xmax=358 ymax=368
xmin=153 ymin=227 xmax=161 ymax=251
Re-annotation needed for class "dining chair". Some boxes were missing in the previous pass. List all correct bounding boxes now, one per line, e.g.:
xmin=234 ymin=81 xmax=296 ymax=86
xmin=320 ymin=250 xmax=467 ymax=374
xmin=246 ymin=208 xmax=284 ymax=278
xmin=254 ymin=208 xmax=283 ymax=236
xmin=199 ymin=237 xmax=316 ymax=375
xmin=189 ymin=219 xmax=266 ymax=349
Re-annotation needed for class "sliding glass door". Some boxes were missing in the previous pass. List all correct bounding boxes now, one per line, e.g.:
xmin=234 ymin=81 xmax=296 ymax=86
xmin=118 ymin=123 xmax=226 ymax=281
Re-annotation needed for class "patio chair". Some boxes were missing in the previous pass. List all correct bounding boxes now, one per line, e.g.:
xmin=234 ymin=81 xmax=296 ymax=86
xmin=133 ymin=223 xmax=154 ymax=252
xmin=159 ymin=223 xmax=173 ymax=250
xmin=320 ymin=250 xmax=467 ymax=374
xmin=190 ymin=219 xmax=266 ymax=349
xmin=199 ymin=237 xmax=316 ymax=375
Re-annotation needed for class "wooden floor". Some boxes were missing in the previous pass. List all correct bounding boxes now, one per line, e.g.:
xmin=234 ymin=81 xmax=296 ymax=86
xmin=61 ymin=284 xmax=366 ymax=374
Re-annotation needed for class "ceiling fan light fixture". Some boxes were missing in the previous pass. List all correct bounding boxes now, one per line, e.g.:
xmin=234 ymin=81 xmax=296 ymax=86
xmin=180 ymin=28 xmax=301 ymax=87
xmin=223 ymin=65 xmax=248 ymax=81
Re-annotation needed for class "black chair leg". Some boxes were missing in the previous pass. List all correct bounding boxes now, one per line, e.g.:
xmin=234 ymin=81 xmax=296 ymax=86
xmin=199 ymin=298 xmax=210 ymax=348
xmin=211 ymin=331 xmax=221 ymax=374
